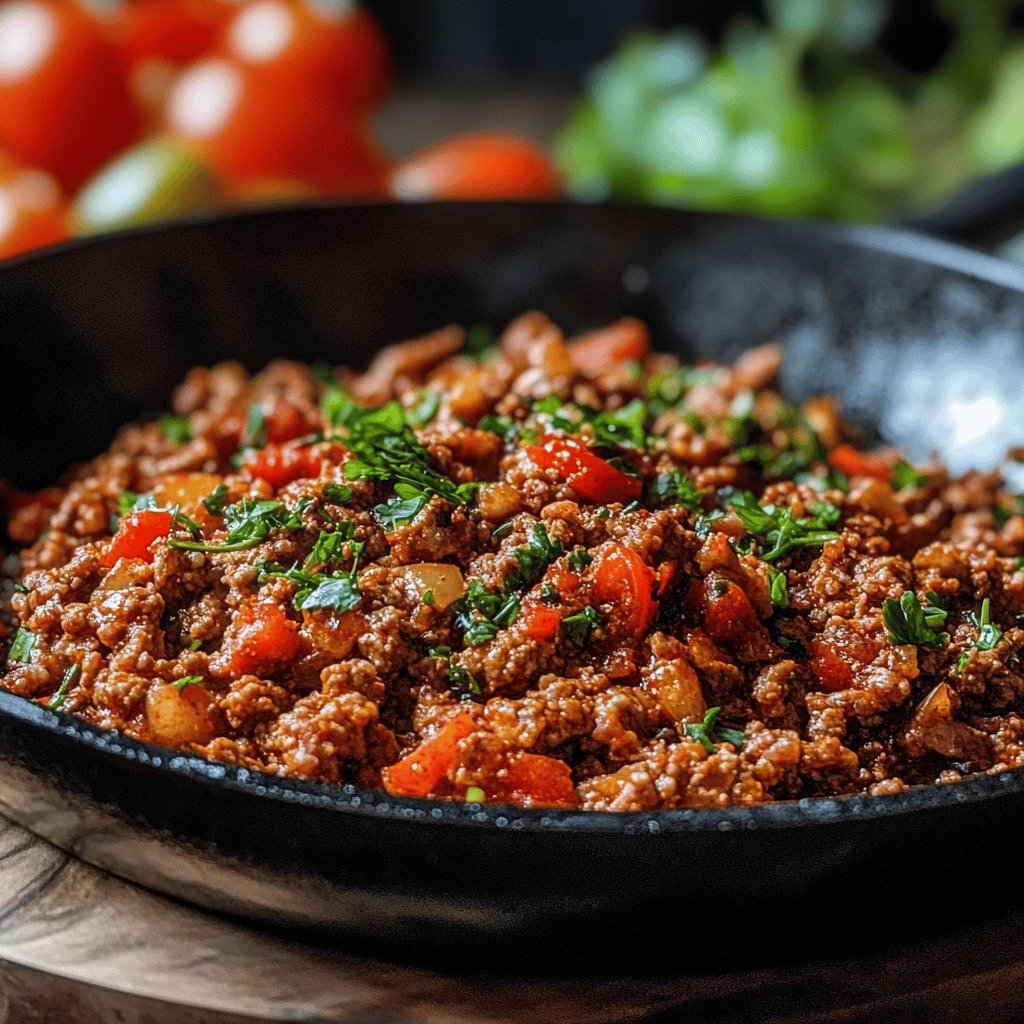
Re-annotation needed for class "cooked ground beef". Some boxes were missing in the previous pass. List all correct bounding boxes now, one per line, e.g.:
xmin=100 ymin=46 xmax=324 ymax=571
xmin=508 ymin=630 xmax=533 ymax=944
xmin=4 ymin=313 xmax=1024 ymax=811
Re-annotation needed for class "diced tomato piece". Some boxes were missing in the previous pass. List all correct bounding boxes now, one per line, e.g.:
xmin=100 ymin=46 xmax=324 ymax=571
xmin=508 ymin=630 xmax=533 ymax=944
xmin=703 ymin=576 xmax=761 ymax=644
xmin=549 ymin=563 xmax=581 ymax=595
xmin=520 ymin=604 xmax=562 ymax=641
xmin=810 ymin=639 xmax=854 ymax=692
xmin=809 ymin=627 xmax=883 ymax=692
xmin=828 ymin=443 xmax=890 ymax=481
xmin=389 ymin=132 xmax=559 ymax=201
xmin=593 ymin=544 xmax=659 ymax=636
xmin=656 ymin=561 xmax=678 ymax=599
xmin=263 ymin=400 xmax=309 ymax=444
xmin=498 ymin=752 xmax=577 ymax=808
xmin=568 ymin=317 xmax=650 ymax=373
xmin=226 ymin=603 xmax=301 ymax=677
xmin=243 ymin=443 xmax=320 ymax=489
xmin=381 ymin=712 xmax=477 ymax=799
xmin=101 ymin=508 xmax=173 ymax=567
xmin=525 ymin=436 xmax=641 ymax=505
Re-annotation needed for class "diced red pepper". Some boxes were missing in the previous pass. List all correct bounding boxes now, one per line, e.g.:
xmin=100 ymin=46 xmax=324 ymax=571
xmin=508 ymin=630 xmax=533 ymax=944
xmin=525 ymin=436 xmax=641 ymax=505
xmin=520 ymin=604 xmax=562 ymax=641
xmin=243 ymin=443 xmax=320 ymax=489
xmin=101 ymin=509 xmax=173 ymax=567
xmin=263 ymin=399 xmax=310 ymax=444
xmin=226 ymin=603 xmax=301 ymax=677
xmin=381 ymin=712 xmax=477 ymax=798
xmin=568 ymin=317 xmax=650 ymax=373
xmin=828 ymin=443 xmax=890 ymax=481
xmin=703 ymin=576 xmax=761 ymax=644
xmin=593 ymin=544 xmax=659 ymax=636
xmin=497 ymin=752 xmax=577 ymax=807
xmin=809 ymin=627 xmax=883 ymax=692
xmin=810 ymin=639 xmax=854 ymax=692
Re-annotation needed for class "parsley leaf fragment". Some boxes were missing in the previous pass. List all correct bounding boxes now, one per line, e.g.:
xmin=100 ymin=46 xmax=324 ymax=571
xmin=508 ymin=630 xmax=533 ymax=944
xmin=685 ymin=706 xmax=745 ymax=753
xmin=561 ymin=605 xmax=601 ymax=646
xmin=47 ymin=663 xmax=80 ymax=712
xmin=729 ymin=493 xmax=840 ymax=562
xmin=957 ymin=597 xmax=1003 ymax=673
xmin=891 ymin=461 xmax=928 ymax=491
xmin=882 ymin=591 xmax=949 ymax=647
xmin=158 ymin=414 xmax=192 ymax=444
xmin=168 ymin=498 xmax=307 ymax=553
xmin=648 ymin=468 xmax=704 ymax=515
xmin=8 ymin=627 xmax=36 ymax=664
xmin=767 ymin=566 xmax=789 ymax=609
xmin=172 ymin=675 xmax=203 ymax=691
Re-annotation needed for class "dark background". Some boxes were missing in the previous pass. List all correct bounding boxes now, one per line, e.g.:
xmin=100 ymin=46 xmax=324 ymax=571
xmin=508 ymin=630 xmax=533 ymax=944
xmin=364 ymin=0 xmax=968 ymax=84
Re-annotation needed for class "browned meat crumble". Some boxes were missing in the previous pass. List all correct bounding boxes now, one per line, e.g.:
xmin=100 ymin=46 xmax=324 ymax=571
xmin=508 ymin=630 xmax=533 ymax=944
xmin=3 ymin=313 xmax=1024 ymax=811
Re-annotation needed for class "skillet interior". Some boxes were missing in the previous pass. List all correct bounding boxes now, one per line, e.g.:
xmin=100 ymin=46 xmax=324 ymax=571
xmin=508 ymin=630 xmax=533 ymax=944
xmin=2 ymin=201 xmax=1024 ymax=969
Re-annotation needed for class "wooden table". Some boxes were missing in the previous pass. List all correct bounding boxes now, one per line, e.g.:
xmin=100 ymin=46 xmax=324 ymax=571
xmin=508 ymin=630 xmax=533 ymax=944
xmin=3 ymin=815 xmax=1024 ymax=1024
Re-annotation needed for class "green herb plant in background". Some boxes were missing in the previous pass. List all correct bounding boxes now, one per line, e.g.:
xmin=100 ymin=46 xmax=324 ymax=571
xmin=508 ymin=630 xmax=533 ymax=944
xmin=556 ymin=0 xmax=1024 ymax=221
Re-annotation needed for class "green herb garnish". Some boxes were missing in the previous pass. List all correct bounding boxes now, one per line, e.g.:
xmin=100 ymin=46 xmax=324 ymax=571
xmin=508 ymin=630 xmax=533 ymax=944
xmin=321 ymin=483 xmax=353 ymax=503
xmin=567 ymin=548 xmax=593 ymax=572
xmin=891 ymin=461 xmax=928 ymax=491
xmin=491 ymin=521 xmax=515 ymax=541
xmin=47 ymin=663 xmax=80 ymax=712
xmin=422 ymin=589 xmax=434 ymax=606
xmin=648 ymin=468 xmax=705 ymax=515
xmin=728 ymin=493 xmax=840 ymax=562
xmin=169 ymin=498 xmax=307 ymax=553
xmin=158 ymin=414 xmax=192 ymax=444
xmin=202 ymin=485 xmax=230 ymax=515
xmin=685 ymin=706 xmax=745 ymax=753
xmin=767 ymin=566 xmax=789 ymax=609
xmin=465 ymin=786 xmax=485 ymax=803
xmin=8 ymin=627 xmax=36 ymax=664
xmin=172 ymin=675 xmax=203 ymax=691
xmin=882 ymin=591 xmax=949 ymax=648
xmin=256 ymin=525 xmax=363 ymax=612
xmin=240 ymin=402 xmax=267 ymax=450
xmin=447 ymin=661 xmax=482 ymax=699
xmin=453 ymin=581 xmax=521 ymax=646
xmin=561 ymin=605 xmax=602 ymax=646
xmin=507 ymin=522 xmax=564 ymax=591
xmin=957 ymin=597 xmax=1004 ymax=672
xmin=409 ymin=389 xmax=441 ymax=427
xmin=478 ymin=414 xmax=518 ymax=440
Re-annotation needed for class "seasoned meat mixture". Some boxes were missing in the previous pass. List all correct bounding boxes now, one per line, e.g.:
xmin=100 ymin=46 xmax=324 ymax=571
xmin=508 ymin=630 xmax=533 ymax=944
xmin=4 ymin=313 xmax=1024 ymax=811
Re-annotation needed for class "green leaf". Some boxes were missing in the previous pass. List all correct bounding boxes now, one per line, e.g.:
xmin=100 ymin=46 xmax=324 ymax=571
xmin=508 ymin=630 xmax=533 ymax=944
xmin=882 ymin=591 xmax=949 ymax=647
xmin=409 ymin=389 xmax=441 ymax=427
xmin=321 ymin=483 xmax=352 ymax=503
xmin=891 ymin=461 xmax=928 ymax=490
xmin=158 ymin=414 xmax=192 ymax=444
xmin=172 ymin=675 xmax=203 ymax=691
xmin=168 ymin=497 xmax=306 ymax=553
xmin=202 ymin=484 xmax=230 ymax=515
xmin=561 ymin=605 xmax=602 ymax=646
xmin=507 ymin=522 xmax=564 ymax=591
xmin=589 ymin=398 xmax=649 ymax=450
xmin=375 ymin=493 xmax=429 ymax=531
xmin=648 ymin=468 xmax=705 ymax=514
xmin=767 ymin=566 xmax=789 ymax=609
xmin=478 ymin=414 xmax=518 ymax=440
xmin=729 ymin=492 xmax=840 ymax=561
xmin=47 ymin=663 xmax=80 ymax=712
xmin=8 ymin=627 xmax=36 ymax=664
xmin=684 ymin=706 xmax=745 ymax=753
xmin=240 ymin=402 xmax=266 ymax=450
xmin=297 ymin=574 xmax=361 ymax=613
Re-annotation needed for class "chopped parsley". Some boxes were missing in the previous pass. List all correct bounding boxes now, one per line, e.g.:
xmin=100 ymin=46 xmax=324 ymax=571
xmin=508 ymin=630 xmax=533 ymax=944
xmin=47 ymin=663 xmax=80 ymax=712
xmin=540 ymin=583 xmax=561 ymax=605
xmin=169 ymin=497 xmax=308 ymax=553
xmin=648 ymin=468 xmax=705 ymax=515
xmin=532 ymin=395 xmax=649 ymax=450
xmin=202 ymin=484 xmax=230 ymax=515
xmin=891 ymin=461 xmax=928 ymax=491
xmin=685 ymin=706 xmax=745 ymax=753
xmin=321 ymin=483 xmax=353 ymax=503
xmin=422 ymin=589 xmax=434 ymax=606
xmin=113 ymin=491 xmax=201 ymax=536
xmin=257 ymin=524 xmax=363 ymax=612
xmin=186 ymin=637 xmax=202 ymax=652
xmin=561 ymin=605 xmax=602 ymax=646
xmin=728 ymin=493 xmax=840 ymax=562
xmin=767 ymin=566 xmax=789 ymax=609
xmin=508 ymin=522 xmax=564 ymax=590
xmin=322 ymin=391 xmax=477 ymax=530
xmin=465 ymin=786 xmax=485 ymax=803
xmin=409 ymin=389 xmax=441 ymax=427
xmin=882 ymin=591 xmax=949 ymax=648
xmin=172 ymin=675 xmax=203 ymax=691
xmin=491 ymin=521 xmax=515 ymax=541
xmin=158 ymin=414 xmax=192 ymax=444
xmin=447 ymin=661 xmax=482 ymax=700
xmin=478 ymin=414 xmax=518 ymax=440
xmin=8 ymin=627 xmax=36 ymax=664
xmin=567 ymin=547 xmax=593 ymax=572
xmin=453 ymin=581 xmax=521 ymax=646
xmin=957 ymin=598 xmax=1003 ymax=672
xmin=240 ymin=402 xmax=267 ymax=451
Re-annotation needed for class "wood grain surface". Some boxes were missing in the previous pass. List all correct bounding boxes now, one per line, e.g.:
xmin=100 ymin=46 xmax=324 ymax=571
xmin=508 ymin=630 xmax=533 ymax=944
xmin=3 ymin=815 xmax=1024 ymax=1024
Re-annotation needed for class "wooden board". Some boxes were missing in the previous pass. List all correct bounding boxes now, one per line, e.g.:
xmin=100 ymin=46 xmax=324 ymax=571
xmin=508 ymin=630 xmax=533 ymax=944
xmin=3 ymin=815 xmax=1024 ymax=1023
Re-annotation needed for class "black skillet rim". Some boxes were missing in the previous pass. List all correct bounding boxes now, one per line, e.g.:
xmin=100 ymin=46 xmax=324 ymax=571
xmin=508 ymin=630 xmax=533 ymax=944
xmin=3 ymin=199 xmax=1024 ymax=837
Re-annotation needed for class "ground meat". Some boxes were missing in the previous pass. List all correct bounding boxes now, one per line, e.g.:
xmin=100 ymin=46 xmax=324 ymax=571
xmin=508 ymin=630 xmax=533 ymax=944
xmin=4 ymin=313 xmax=1024 ymax=811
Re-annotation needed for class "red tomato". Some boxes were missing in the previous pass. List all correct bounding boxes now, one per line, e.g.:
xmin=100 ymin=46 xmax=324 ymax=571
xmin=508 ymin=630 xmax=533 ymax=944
xmin=222 ymin=0 xmax=392 ymax=111
xmin=101 ymin=508 xmax=173 ymax=567
xmin=593 ymin=544 xmax=659 ymax=637
xmin=525 ymin=436 xmax=641 ymax=505
xmin=809 ymin=627 xmax=882 ymax=693
xmin=0 ymin=158 xmax=67 ymax=260
xmin=226 ymin=602 xmax=301 ymax=677
xmin=243 ymin=442 xmax=320 ymax=489
xmin=381 ymin=712 xmax=477 ymax=799
xmin=520 ymin=604 xmax=562 ymax=641
xmin=703 ymin=576 xmax=761 ymax=645
xmin=261 ymin=398 xmax=309 ymax=444
xmin=496 ymin=752 xmax=577 ymax=808
xmin=111 ymin=0 xmax=231 ymax=114
xmin=0 ymin=1 xmax=141 ymax=191
xmin=568 ymin=318 xmax=650 ymax=373
xmin=389 ymin=132 xmax=560 ymax=201
xmin=828 ymin=443 xmax=890 ymax=482
xmin=164 ymin=54 xmax=388 ymax=195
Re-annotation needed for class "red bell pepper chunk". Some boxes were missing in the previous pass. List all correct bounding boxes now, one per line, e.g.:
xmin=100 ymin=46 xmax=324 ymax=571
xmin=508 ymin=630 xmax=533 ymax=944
xmin=381 ymin=712 xmax=477 ymax=799
xmin=525 ymin=436 xmax=641 ymax=505
xmin=243 ymin=443 xmax=320 ymax=489
xmin=568 ymin=317 xmax=650 ymax=373
xmin=828 ymin=443 xmax=890 ymax=481
xmin=499 ymin=752 xmax=577 ymax=808
xmin=101 ymin=508 xmax=173 ymax=567
xmin=520 ymin=604 xmax=562 ymax=641
xmin=703 ymin=576 xmax=761 ymax=644
xmin=593 ymin=544 xmax=659 ymax=636
xmin=263 ymin=400 xmax=310 ymax=444
xmin=226 ymin=603 xmax=301 ymax=677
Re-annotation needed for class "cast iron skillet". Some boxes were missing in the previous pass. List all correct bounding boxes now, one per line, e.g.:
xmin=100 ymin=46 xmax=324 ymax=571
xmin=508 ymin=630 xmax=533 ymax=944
xmin=2 ymin=202 xmax=1024 ymax=971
